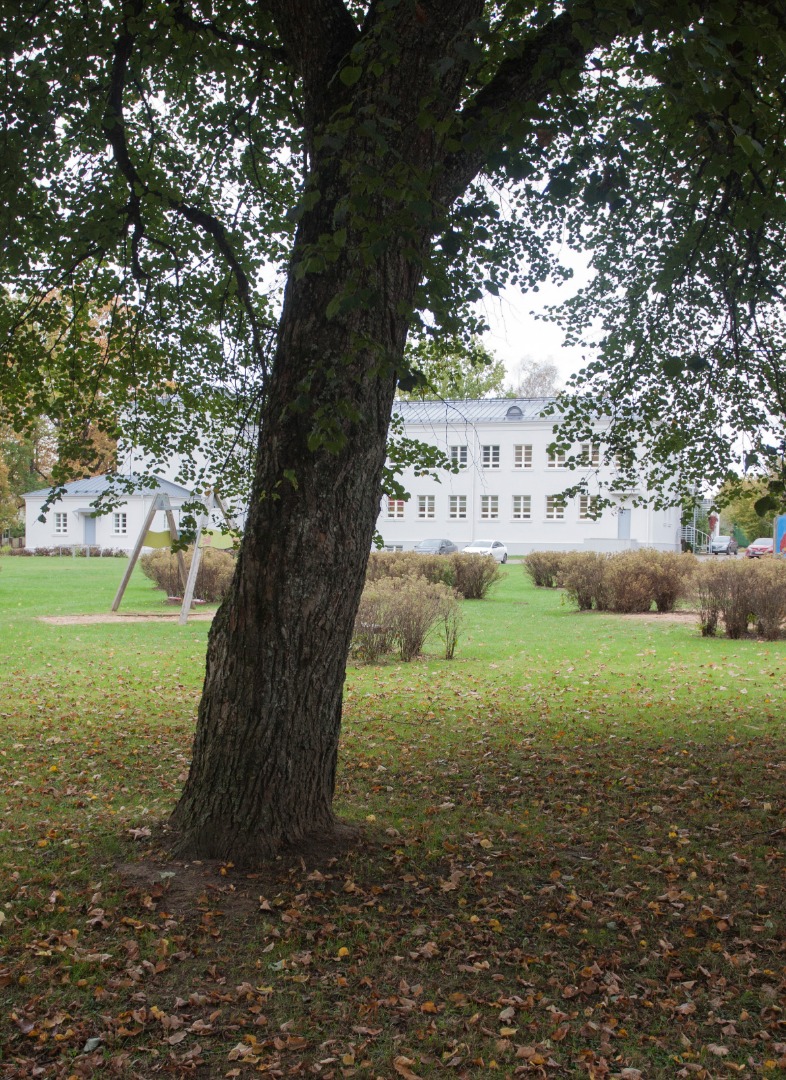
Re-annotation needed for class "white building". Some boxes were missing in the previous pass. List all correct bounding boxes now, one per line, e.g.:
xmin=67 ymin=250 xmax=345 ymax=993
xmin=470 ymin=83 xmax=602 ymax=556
xmin=23 ymin=474 xmax=193 ymax=552
xmin=377 ymin=398 xmax=681 ymax=555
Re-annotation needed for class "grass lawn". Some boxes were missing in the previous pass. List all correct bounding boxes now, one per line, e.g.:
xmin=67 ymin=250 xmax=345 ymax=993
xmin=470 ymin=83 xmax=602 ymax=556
xmin=1 ymin=556 xmax=785 ymax=1078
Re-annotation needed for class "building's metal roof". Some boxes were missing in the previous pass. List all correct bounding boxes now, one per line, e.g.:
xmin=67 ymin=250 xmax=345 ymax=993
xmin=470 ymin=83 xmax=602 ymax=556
xmin=22 ymin=473 xmax=193 ymax=500
xmin=392 ymin=397 xmax=559 ymax=426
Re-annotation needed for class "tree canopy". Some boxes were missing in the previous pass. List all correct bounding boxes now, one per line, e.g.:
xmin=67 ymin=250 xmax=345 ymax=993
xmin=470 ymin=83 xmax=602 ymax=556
xmin=4 ymin=1 xmax=784 ymax=501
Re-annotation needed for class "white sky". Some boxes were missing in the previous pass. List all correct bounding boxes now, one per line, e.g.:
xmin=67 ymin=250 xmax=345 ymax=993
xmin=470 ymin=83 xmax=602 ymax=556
xmin=482 ymin=257 xmax=596 ymax=389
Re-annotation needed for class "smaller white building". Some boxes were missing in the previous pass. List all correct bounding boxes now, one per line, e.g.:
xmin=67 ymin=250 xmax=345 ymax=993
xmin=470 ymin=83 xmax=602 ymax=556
xmin=23 ymin=474 xmax=193 ymax=552
xmin=377 ymin=398 xmax=681 ymax=555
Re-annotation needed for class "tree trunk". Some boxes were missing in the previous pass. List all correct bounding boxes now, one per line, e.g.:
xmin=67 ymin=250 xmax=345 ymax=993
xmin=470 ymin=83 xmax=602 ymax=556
xmin=169 ymin=225 xmax=421 ymax=862
xmin=169 ymin=0 xmax=486 ymax=862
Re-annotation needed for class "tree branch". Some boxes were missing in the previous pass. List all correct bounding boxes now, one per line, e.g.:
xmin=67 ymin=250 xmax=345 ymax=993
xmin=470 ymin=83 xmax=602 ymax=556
xmin=101 ymin=1 xmax=273 ymax=368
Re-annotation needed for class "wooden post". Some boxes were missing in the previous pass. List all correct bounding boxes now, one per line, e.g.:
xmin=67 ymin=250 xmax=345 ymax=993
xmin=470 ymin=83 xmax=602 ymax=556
xmin=112 ymin=492 xmax=178 ymax=613
xmin=178 ymin=492 xmax=215 ymax=625
xmin=164 ymin=508 xmax=187 ymax=592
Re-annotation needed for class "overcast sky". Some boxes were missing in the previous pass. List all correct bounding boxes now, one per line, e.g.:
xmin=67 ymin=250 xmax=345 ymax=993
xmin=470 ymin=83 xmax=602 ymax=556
xmin=483 ymin=253 xmax=595 ymax=389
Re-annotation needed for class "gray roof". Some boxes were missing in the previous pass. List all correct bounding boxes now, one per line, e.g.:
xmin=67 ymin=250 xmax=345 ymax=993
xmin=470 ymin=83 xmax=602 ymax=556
xmin=392 ymin=396 xmax=559 ymax=426
xmin=22 ymin=472 xmax=193 ymax=500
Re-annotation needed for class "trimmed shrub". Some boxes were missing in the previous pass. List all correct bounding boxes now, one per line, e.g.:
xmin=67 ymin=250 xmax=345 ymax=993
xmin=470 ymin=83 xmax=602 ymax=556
xmin=352 ymin=574 xmax=460 ymax=662
xmin=522 ymin=550 xmax=569 ymax=588
xmin=749 ymin=559 xmax=786 ymax=640
xmin=693 ymin=560 xmax=754 ymax=639
xmin=450 ymin=552 xmax=502 ymax=599
xmin=694 ymin=563 xmax=721 ymax=636
xmin=140 ymin=546 xmax=236 ymax=603
xmin=366 ymin=550 xmax=455 ymax=588
xmin=558 ymin=551 xmax=609 ymax=611
xmin=351 ymin=588 xmax=396 ymax=663
xmin=637 ymin=549 xmax=697 ymax=613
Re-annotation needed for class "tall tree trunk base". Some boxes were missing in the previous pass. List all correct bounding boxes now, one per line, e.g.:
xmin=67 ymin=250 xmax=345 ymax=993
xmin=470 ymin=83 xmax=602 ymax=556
xmin=164 ymin=815 xmax=362 ymax=869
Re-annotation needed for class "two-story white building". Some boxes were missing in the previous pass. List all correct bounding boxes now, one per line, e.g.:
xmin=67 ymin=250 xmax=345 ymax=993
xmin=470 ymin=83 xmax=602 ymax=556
xmin=377 ymin=398 xmax=680 ymax=555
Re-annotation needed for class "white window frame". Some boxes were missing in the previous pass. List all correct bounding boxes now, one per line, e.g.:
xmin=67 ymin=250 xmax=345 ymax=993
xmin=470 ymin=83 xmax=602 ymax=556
xmin=53 ymin=512 xmax=68 ymax=535
xmin=480 ymin=494 xmax=499 ymax=520
xmin=449 ymin=445 xmax=468 ymax=469
xmin=579 ymin=495 xmax=600 ymax=520
xmin=449 ymin=495 xmax=467 ymax=520
xmin=547 ymin=449 xmax=567 ymax=468
xmin=387 ymin=497 xmax=405 ymax=519
xmin=512 ymin=495 xmax=532 ymax=520
xmin=417 ymin=494 xmax=435 ymax=519
xmin=481 ymin=444 xmax=500 ymax=470
xmin=112 ymin=511 xmax=128 ymax=535
xmin=580 ymin=442 xmax=601 ymax=467
xmin=514 ymin=444 xmax=533 ymax=469
xmin=546 ymin=496 xmax=566 ymax=520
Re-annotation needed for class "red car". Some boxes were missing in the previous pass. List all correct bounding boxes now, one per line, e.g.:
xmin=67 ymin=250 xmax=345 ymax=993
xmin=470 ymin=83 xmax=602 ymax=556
xmin=745 ymin=537 xmax=774 ymax=558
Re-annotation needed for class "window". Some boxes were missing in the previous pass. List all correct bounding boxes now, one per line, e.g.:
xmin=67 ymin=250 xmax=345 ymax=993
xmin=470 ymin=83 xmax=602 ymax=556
xmin=481 ymin=444 xmax=500 ymax=469
xmin=418 ymin=494 xmax=435 ymax=519
xmin=579 ymin=495 xmax=600 ymax=520
xmin=512 ymin=495 xmax=531 ymax=520
xmin=387 ymin=497 xmax=405 ymax=519
xmin=514 ymin=444 xmax=533 ymax=469
xmin=481 ymin=495 xmax=499 ymax=519
xmin=580 ymin=442 xmax=600 ymax=467
xmin=449 ymin=495 xmax=467 ymax=519
xmin=113 ymin=512 xmax=128 ymax=535
xmin=449 ymin=445 xmax=467 ymax=469
xmin=54 ymin=512 xmax=68 ymax=535
xmin=547 ymin=448 xmax=567 ymax=468
xmin=546 ymin=496 xmax=565 ymax=520
xmin=383 ymin=544 xmax=404 ymax=552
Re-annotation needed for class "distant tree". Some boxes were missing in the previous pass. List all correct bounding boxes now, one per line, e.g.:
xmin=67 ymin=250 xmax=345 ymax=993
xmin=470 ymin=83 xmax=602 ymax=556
xmin=397 ymin=338 xmax=507 ymax=400
xmin=718 ymin=475 xmax=778 ymax=544
xmin=507 ymin=357 xmax=561 ymax=398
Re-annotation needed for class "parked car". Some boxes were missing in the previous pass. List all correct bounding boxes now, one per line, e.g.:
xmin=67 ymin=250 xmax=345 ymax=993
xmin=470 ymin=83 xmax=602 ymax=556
xmin=413 ymin=538 xmax=458 ymax=555
xmin=462 ymin=539 xmax=508 ymax=563
xmin=710 ymin=535 xmax=738 ymax=555
xmin=745 ymin=537 xmax=774 ymax=558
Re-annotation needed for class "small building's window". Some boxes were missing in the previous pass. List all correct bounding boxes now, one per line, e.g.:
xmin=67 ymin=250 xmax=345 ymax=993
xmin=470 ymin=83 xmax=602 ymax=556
xmin=387 ymin=498 xmax=405 ymax=519
xmin=481 ymin=444 xmax=500 ymax=469
xmin=512 ymin=495 xmax=531 ymax=520
xmin=579 ymin=495 xmax=600 ymax=520
xmin=481 ymin=495 xmax=499 ymax=519
xmin=383 ymin=544 xmax=404 ymax=552
xmin=580 ymin=442 xmax=601 ymax=467
xmin=546 ymin=496 xmax=566 ymax=520
xmin=547 ymin=449 xmax=567 ymax=468
xmin=418 ymin=495 xmax=435 ymax=519
xmin=506 ymin=405 xmax=523 ymax=420
xmin=113 ymin=512 xmax=128 ymax=535
xmin=514 ymin=444 xmax=533 ymax=469
xmin=449 ymin=495 xmax=467 ymax=519
xmin=449 ymin=445 xmax=467 ymax=469
xmin=54 ymin=512 xmax=68 ymax=535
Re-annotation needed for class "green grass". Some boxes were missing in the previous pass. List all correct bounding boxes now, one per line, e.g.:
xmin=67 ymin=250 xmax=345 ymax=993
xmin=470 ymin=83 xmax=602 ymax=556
xmin=1 ymin=557 xmax=785 ymax=1078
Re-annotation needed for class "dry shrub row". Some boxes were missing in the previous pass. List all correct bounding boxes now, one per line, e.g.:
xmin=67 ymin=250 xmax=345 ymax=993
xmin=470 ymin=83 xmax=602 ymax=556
xmin=140 ymin=547 xmax=237 ymax=603
xmin=366 ymin=550 xmax=502 ymax=600
xmin=352 ymin=574 xmax=461 ymax=663
xmin=521 ymin=550 xmax=569 ymax=588
xmin=527 ymin=549 xmax=697 ymax=613
xmin=695 ymin=559 xmax=786 ymax=639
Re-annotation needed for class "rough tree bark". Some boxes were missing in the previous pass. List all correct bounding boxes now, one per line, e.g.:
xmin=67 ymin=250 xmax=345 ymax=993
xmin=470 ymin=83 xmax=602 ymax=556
xmin=169 ymin=0 xmax=484 ymax=860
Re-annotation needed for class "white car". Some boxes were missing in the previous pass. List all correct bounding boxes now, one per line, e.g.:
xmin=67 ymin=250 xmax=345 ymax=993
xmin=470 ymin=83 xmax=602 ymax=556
xmin=463 ymin=539 xmax=508 ymax=563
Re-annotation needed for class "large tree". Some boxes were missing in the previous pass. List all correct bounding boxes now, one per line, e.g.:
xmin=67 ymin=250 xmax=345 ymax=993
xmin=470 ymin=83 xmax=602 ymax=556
xmin=2 ymin=1 xmax=785 ymax=861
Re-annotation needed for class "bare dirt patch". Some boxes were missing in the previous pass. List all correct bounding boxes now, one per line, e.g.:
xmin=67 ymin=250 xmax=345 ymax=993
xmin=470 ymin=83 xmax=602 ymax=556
xmin=39 ymin=611 xmax=215 ymax=624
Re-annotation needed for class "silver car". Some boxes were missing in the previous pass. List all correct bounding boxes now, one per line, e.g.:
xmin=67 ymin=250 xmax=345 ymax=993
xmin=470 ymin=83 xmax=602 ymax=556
xmin=462 ymin=539 xmax=508 ymax=563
